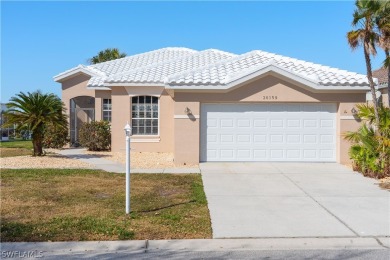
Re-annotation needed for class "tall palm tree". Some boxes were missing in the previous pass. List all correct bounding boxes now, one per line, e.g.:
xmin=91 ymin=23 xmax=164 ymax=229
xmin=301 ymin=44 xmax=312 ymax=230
xmin=4 ymin=91 xmax=68 ymax=156
xmin=376 ymin=1 xmax=390 ymax=105
xmin=347 ymin=0 xmax=381 ymax=126
xmin=88 ymin=48 xmax=127 ymax=64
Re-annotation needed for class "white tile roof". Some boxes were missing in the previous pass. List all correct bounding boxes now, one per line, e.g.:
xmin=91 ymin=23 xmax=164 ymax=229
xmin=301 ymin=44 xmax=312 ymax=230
xmin=105 ymin=49 xmax=236 ymax=85
xmin=167 ymin=50 xmax=370 ymax=87
xmin=54 ymin=47 xmax=372 ymax=90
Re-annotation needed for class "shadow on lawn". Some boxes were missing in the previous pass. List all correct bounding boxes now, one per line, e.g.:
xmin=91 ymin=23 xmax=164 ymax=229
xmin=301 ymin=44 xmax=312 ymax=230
xmin=136 ymin=200 xmax=196 ymax=213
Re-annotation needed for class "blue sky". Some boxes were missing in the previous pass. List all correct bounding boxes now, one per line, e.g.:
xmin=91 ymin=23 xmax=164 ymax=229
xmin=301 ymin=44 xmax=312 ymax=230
xmin=1 ymin=1 xmax=386 ymax=102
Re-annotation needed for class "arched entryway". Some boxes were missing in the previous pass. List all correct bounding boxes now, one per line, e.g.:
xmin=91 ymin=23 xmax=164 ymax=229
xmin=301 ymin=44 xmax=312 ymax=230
xmin=70 ymin=96 xmax=95 ymax=145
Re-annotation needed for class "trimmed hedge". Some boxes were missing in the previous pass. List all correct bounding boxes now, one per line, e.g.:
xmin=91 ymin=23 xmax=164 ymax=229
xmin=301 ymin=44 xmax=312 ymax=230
xmin=43 ymin=124 xmax=69 ymax=149
xmin=78 ymin=121 xmax=111 ymax=151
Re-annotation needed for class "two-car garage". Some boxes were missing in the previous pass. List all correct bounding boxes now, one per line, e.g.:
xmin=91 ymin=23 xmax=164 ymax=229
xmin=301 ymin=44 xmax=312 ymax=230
xmin=200 ymin=103 xmax=337 ymax=162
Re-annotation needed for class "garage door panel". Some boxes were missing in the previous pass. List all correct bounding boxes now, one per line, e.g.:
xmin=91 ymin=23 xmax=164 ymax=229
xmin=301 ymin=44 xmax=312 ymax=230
xmin=237 ymin=119 xmax=251 ymax=128
xmin=271 ymin=119 xmax=284 ymax=128
xmin=286 ymin=149 xmax=301 ymax=159
xmin=237 ymin=134 xmax=251 ymax=143
xmin=270 ymin=149 xmax=284 ymax=159
xmin=207 ymin=119 xmax=218 ymax=128
xmin=270 ymin=134 xmax=284 ymax=143
xmin=287 ymin=134 xmax=301 ymax=143
xmin=254 ymin=134 xmax=267 ymax=143
xmin=254 ymin=119 xmax=267 ymax=127
xmin=287 ymin=119 xmax=301 ymax=128
xmin=320 ymin=134 xmax=334 ymax=144
xmin=201 ymin=103 xmax=336 ymax=162
xmin=220 ymin=119 xmax=234 ymax=128
xmin=320 ymin=150 xmax=334 ymax=159
xmin=237 ymin=149 xmax=251 ymax=159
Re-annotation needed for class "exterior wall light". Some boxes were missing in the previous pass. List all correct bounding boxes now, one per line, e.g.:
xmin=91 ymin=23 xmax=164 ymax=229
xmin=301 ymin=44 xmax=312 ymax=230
xmin=184 ymin=107 xmax=192 ymax=115
xmin=351 ymin=107 xmax=357 ymax=115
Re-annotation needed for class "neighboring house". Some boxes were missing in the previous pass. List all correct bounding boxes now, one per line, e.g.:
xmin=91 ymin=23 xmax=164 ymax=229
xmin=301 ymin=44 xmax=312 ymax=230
xmin=0 ymin=103 xmax=14 ymax=141
xmin=54 ymin=47 xmax=378 ymax=165
xmin=373 ymin=67 xmax=389 ymax=106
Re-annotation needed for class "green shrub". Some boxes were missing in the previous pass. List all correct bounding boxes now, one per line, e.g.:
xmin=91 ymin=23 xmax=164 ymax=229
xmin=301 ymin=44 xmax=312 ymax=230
xmin=344 ymin=104 xmax=390 ymax=178
xmin=42 ymin=123 xmax=69 ymax=149
xmin=78 ymin=121 xmax=111 ymax=151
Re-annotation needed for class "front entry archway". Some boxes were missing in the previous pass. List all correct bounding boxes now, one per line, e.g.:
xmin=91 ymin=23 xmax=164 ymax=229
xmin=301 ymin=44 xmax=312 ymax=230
xmin=70 ymin=96 xmax=95 ymax=145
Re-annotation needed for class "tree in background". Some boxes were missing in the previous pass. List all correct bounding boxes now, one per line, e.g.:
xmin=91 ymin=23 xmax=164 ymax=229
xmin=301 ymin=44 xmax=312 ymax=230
xmin=4 ymin=91 xmax=68 ymax=156
xmin=88 ymin=48 xmax=127 ymax=64
xmin=375 ymin=1 xmax=390 ymax=105
xmin=347 ymin=0 xmax=382 ymax=125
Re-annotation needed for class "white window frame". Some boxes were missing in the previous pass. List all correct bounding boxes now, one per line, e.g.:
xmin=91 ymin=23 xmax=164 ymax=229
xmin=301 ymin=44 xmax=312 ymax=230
xmin=102 ymin=99 xmax=112 ymax=122
xmin=131 ymin=95 xmax=159 ymax=136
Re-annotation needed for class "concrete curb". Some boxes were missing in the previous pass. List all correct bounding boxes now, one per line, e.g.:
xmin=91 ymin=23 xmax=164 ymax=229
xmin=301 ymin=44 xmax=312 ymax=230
xmin=2 ymin=237 xmax=389 ymax=255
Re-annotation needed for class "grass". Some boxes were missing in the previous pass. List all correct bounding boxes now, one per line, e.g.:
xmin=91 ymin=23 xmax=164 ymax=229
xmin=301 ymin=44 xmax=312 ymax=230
xmin=0 ymin=140 xmax=33 ymax=149
xmin=0 ymin=140 xmax=33 ymax=157
xmin=0 ymin=169 xmax=211 ymax=242
xmin=0 ymin=148 xmax=32 ymax=157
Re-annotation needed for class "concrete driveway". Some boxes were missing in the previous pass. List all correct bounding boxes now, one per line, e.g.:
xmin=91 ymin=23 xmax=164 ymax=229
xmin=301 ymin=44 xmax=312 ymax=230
xmin=200 ymin=163 xmax=390 ymax=238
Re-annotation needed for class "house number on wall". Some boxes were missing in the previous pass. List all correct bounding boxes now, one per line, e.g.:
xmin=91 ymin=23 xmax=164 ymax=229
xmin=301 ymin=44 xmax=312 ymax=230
xmin=263 ymin=96 xmax=278 ymax=100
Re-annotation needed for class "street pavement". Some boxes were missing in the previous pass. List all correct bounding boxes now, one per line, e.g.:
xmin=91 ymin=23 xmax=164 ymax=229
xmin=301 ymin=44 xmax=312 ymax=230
xmin=2 ymin=238 xmax=389 ymax=259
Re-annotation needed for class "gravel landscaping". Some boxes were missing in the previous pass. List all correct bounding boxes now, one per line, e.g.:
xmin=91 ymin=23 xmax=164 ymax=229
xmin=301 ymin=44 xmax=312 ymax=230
xmin=1 ymin=148 xmax=197 ymax=169
xmin=84 ymin=150 xmax=197 ymax=169
xmin=1 ymin=153 xmax=93 ymax=169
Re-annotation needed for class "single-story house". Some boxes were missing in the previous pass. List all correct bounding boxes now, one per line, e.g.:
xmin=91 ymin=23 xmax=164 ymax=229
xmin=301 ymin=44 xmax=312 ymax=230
xmin=54 ymin=47 xmax=382 ymax=165
xmin=373 ymin=66 xmax=389 ymax=106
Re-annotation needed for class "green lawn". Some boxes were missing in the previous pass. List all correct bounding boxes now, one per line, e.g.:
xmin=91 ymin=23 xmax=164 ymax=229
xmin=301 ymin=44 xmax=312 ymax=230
xmin=0 ymin=140 xmax=33 ymax=149
xmin=0 ymin=169 xmax=211 ymax=242
xmin=0 ymin=140 xmax=33 ymax=157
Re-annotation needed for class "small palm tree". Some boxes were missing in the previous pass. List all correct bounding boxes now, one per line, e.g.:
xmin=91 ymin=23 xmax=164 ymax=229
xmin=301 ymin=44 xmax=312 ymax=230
xmin=88 ymin=48 xmax=127 ymax=64
xmin=344 ymin=104 xmax=390 ymax=178
xmin=347 ymin=0 xmax=382 ymax=126
xmin=4 ymin=91 xmax=68 ymax=156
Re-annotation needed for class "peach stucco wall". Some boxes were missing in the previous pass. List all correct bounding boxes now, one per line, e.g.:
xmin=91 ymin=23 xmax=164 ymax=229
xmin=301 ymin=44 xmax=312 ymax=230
xmin=62 ymin=75 xmax=95 ymax=126
xmin=62 ymin=75 xmax=112 ymax=123
xmin=381 ymin=87 xmax=389 ymax=107
xmin=173 ymin=75 xmax=366 ymax=165
xmin=95 ymin=90 xmax=112 ymax=121
xmin=61 ymin=73 xmax=366 ymax=166
xmin=61 ymin=76 xmax=174 ymax=153
xmin=110 ymin=87 xmax=174 ymax=153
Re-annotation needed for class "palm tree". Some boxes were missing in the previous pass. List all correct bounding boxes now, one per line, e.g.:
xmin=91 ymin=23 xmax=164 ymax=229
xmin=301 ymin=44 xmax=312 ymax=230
xmin=376 ymin=1 xmax=390 ymax=105
xmin=344 ymin=104 xmax=390 ymax=178
xmin=347 ymin=0 xmax=381 ymax=126
xmin=88 ymin=48 xmax=127 ymax=64
xmin=4 ymin=91 xmax=68 ymax=156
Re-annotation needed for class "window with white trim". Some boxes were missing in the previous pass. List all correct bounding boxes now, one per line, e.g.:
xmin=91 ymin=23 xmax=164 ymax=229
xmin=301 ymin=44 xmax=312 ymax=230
xmin=131 ymin=96 xmax=158 ymax=135
xmin=102 ymin=99 xmax=112 ymax=122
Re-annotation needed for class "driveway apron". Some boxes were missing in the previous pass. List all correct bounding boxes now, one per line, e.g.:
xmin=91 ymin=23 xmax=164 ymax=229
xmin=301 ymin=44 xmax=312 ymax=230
xmin=200 ymin=163 xmax=390 ymax=238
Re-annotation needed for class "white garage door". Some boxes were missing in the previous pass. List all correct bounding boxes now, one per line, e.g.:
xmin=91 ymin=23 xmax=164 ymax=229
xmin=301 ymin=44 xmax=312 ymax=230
xmin=200 ymin=103 xmax=337 ymax=162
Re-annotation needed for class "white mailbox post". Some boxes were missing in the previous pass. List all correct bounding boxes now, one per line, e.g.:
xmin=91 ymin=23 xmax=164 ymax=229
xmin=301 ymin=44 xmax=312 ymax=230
xmin=124 ymin=122 xmax=132 ymax=214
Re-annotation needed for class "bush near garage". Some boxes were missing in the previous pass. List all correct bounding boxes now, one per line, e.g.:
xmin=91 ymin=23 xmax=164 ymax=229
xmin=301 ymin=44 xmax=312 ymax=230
xmin=78 ymin=121 xmax=111 ymax=151
xmin=42 ymin=123 xmax=69 ymax=149
xmin=344 ymin=104 xmax=390 ymax=179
